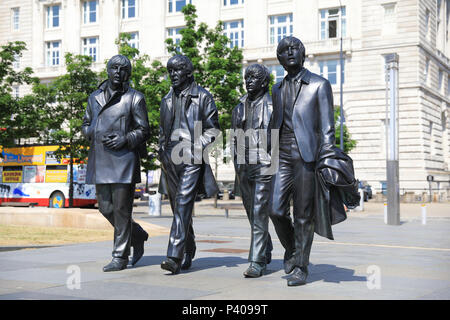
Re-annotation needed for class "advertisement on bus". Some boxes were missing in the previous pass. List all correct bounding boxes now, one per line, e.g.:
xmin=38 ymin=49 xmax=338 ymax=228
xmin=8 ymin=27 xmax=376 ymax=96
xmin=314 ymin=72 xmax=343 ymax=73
xmin=0 ymin=145 xmax=96 ymax=208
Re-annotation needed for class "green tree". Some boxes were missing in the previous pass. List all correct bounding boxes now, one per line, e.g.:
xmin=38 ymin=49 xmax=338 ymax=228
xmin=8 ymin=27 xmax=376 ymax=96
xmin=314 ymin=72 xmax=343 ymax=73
xmin=0 ymin=41 xmax=39 ymax=149
xmin=112 ymin=33 xmax=171 ymax=189
xmin=36 ymin=53 xmax=99 ymax=207
xmin=166 ymin=4 xmax=244 ymax=131
xmin=334 ymin=106 xmax=357 ymax=153
xmin=166 ymin=4 xmax=244 ymax=206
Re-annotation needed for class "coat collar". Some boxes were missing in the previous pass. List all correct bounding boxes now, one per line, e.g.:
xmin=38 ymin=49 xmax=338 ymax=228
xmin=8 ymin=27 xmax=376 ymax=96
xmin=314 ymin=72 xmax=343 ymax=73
xmin=165 ymin=81 xmax=198 ymax=112
xmin=95 ymin=80 xmax=130 ymax=109
xmin=237 ymin=92 xmax=271 ymax=128
xmin=282 ymin=67 xmax=310 ymax=86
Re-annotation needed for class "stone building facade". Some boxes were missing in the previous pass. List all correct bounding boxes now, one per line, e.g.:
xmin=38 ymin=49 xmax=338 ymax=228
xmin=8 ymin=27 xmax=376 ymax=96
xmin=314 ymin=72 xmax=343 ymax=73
xmin=1 ymin=0 xmax=449 ymax=198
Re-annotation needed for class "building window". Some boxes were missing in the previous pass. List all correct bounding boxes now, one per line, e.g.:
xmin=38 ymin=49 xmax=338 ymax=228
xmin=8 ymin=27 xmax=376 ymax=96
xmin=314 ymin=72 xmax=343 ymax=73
xmin=12 ymin=7 xmax=20 ymax=31
xmin=13 ymin=54 xmax=20 ymax=69
xmin=267 ymin=65 xmax=285 ymax=83
xmin=438 ymin=70 xmax=444 ymax=93
xmin=168 ymin=0 xmax=191 ymax=13
xmin=13 ymin=86 xmax=19 ymax=98
xmin=46 ymin=5 xmax=60 ymax=28
xmin=424 ymin=58 xmax=430 ymax=84
xmin=319 ymin=7 xmax=346 ymax=39
xmin=83 ymin=0 xmax=98 ymax=24
xmin=122 ymin=0 xmax=137 ymax=19
xmin=224 ymin=20 xmax=244 ymax=48
xmin=167 ymin=27 xmax=184 ymax=52
xmin=223 ymin=0 xmax=244 ymax=6
xmin=448 ymin=76 xmax=450 ymax=96
xmin=319 ymin=59 xmax=344 ymax=85
xmin=269 ymin=14 xmax=293 ymax=45
xmin=82 ymin=37 xmax=99 ymax=62
xmin=382 ymin=2 xmax=396 ymax=35
xmin=46 ymin=41 xmax=61 ymax=66
xmin=425 ymin=8 xmax=430 ymax=40
xmin=128 ymin=32 xmax=139 ymax=49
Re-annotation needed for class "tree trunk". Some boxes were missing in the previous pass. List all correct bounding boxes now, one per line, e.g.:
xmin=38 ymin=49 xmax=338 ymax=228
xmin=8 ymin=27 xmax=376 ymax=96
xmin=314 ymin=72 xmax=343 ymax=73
xmin=69 ymin=145 xmax=74 ymax=208
xmin=214 ymin=152 xmax=218 ymax=208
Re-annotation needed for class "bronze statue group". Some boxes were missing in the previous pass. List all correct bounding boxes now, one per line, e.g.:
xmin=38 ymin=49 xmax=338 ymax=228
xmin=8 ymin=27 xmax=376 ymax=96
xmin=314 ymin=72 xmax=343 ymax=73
xmin=82 ymin=36 xmax=360 ymax=287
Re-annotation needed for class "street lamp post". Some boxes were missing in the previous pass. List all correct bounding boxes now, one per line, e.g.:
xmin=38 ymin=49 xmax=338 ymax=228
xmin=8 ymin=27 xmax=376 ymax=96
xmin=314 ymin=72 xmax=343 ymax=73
xmin=385 ymin=53 xmax=400 ymax=225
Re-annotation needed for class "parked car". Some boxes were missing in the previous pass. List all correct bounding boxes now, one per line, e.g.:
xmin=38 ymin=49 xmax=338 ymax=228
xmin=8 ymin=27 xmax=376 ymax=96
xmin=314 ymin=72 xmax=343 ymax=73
xmin=359 ymin=180 xmax=373 ymax=202
xmin=134 ymin=183 xmax=146 ymax=199
xmin=216 ymin=181 xmax=235 ymax=200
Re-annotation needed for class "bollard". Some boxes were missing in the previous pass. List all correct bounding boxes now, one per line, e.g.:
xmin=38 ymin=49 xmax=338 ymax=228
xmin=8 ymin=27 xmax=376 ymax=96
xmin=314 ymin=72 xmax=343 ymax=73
xmin=421 ymin=203 xmax=427 ymax=225
xmin=384 ymin=203 xmax=388 ymax=224
xmin=359 ymin=189 xmax=364 ymax=211
xmin=148 ymin=192 xmax=161 ymax=216
xmin=354 ymin=189 xmax=364 ymax=212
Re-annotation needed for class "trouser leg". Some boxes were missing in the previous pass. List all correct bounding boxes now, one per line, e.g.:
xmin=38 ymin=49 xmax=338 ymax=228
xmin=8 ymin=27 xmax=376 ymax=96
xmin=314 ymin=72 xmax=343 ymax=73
xmin=251 ymin=176 xmax=272 ymax=263
xmin=269 ymin=151 xmax=296 ymax=258
xmin=96 ymin=183 xmax=134 ymax=259
xmin=291 ymin=148 xmax=315 ymax=268
xmin=163 ymin=160 xmax=201 ymax=260
xmin=239 ymin=165 xmax=273 ymax=264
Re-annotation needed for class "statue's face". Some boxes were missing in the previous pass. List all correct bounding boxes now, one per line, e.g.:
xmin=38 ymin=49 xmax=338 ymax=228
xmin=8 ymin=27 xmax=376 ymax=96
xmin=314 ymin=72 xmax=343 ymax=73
xmin=245 ymin=70 xmax=265 ymax=96
xmin=167 ymin=60 xmax=191 ymax=89
xmin=107 ymin=62 xmax=129 ymax=86
xmin=278 ymin=42 xmax=303 ymax=69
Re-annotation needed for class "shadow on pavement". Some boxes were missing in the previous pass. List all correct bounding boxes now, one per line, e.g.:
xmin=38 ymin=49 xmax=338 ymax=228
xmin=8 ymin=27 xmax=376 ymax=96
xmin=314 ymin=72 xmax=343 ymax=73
xmin=182 ymin=256 xmax=249 ymax=273
xmin=130 ymin=255 xmax=166 ymax=268
xmin=280 ymin=263 xmax=367 ymax=284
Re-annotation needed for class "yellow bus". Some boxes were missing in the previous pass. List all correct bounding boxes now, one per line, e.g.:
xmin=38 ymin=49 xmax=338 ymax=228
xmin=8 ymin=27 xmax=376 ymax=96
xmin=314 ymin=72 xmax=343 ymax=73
xmin=0 ymin=145 xmax=96 ymax=208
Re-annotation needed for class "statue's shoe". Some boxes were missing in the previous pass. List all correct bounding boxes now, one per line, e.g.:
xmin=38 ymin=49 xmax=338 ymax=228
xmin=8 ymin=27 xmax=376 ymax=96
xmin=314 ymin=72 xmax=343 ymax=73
xmin=181 ymin=246 xmax=196 ymax=270
xmin=103 ymin=258 xmax=128 ymax=272
xmin=287 ymin=267 xmax=308 ymax=286
xmin=161 ymin=258 xmax=181 ymax=274
xmin=243 ymin=262 xmax=266 ymax=278
xmin=284 ymin=254 xmax=296 ymax=274
xmin=131 ymin=231 xmax=149 ymax=266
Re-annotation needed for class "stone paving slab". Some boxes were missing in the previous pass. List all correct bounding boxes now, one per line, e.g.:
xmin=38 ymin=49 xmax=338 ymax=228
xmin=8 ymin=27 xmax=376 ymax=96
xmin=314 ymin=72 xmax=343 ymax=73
xmin=0 ymin=212 xmax=449 ymax=300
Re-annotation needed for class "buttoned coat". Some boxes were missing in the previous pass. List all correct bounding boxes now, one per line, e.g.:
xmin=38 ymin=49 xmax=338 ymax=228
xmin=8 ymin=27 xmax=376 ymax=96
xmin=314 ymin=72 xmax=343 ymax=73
xmin=231 ymin=92 xmax=273 ymax=196
xmin=270 ymin=68 xmax=358 ymax=240
xmin=270 ymin=68 xmax=335 ymax=163
xmin=157 ymin=82 xmax=220 ymax=197
xmin=82 ymin=80 xmax=150 ymax=184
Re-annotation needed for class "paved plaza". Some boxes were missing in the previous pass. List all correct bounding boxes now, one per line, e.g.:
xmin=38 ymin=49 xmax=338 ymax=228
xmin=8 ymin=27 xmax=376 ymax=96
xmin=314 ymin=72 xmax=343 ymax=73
xmin=0 ymin=200 xmax=449 ymax=300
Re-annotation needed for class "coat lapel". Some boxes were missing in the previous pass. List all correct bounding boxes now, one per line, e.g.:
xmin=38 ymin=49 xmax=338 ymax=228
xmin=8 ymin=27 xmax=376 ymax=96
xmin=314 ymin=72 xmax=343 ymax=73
xmin=162 ymin=88 xmax=174 ymax=138
xmin=293 ymin=69 xmax=311 ymax=114
xmin=261 ymin=92 xmax=273 ymax=128
xmin=97 ymin=81 xmax=130 ymax=116
xmin=94 ymin=81 xmax=108 ymax=112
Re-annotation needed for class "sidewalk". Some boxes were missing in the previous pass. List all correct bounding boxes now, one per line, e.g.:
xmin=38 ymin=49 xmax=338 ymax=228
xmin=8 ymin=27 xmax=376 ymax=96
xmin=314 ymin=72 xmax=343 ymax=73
xmin=0 ymin=199 xmax=449 ymax=300
xmin=134 ymin=197 xmax=450 ymax=220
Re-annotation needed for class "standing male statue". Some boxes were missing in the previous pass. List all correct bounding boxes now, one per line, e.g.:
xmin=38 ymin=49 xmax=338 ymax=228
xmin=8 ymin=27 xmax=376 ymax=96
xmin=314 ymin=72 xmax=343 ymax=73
xmin=231 ymin=64 xmax=274 ymax=278
xmin=82 ymin=54 xmax=150 ymax=272
xmin=269 ymin=36 xmax=341 ymax=286
xmin=158 ymin=55 xmax=220 ymax=274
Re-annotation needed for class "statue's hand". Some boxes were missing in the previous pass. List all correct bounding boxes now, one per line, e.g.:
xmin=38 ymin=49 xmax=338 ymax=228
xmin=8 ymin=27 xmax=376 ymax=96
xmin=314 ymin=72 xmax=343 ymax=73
xmin=103 ymin=133 xmax=127 ymax=150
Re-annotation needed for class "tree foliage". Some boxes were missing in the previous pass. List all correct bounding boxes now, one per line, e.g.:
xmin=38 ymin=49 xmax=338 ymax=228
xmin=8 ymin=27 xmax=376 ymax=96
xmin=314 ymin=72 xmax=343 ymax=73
xmin=334 ymin=106 xmax=357 ymax=153
xmin=165 ymin=4 xmax=245 ymax=132
xmin=33 ymin=53 xmax=99 ymax=206
xmin=0 ymin=41 xmax=39 ymax=149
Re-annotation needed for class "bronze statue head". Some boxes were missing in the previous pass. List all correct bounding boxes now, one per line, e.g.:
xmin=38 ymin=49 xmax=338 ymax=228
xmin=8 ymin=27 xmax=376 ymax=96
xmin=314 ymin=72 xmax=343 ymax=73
xmin=244 ymin=64 xmax=270 ymax=100
xmin=276 ymin=36 xmax=305 ymax=72
xmin=167 ymin=55 xmax=194 ymax=92
xmin=106 ymin=55 xmax=132 ymax=88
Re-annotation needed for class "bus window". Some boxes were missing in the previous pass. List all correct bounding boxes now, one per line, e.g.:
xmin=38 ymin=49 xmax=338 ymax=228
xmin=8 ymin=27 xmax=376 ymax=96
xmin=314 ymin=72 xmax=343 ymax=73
xmin=23 ymin=165 xmax=45 ymax=183
xmin=45 ymin=165 xmax=68 ymax=183
xmin=2 ymin=166 xmax=23 ymax=183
